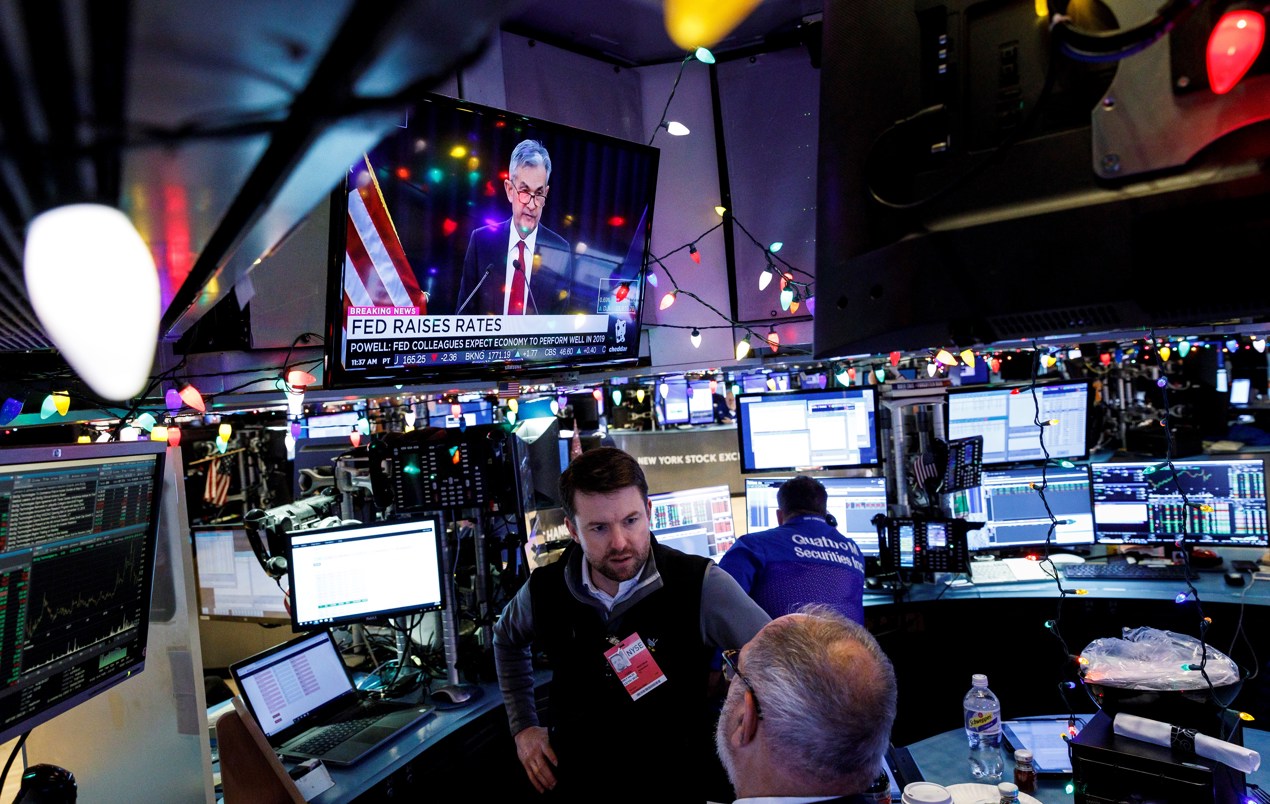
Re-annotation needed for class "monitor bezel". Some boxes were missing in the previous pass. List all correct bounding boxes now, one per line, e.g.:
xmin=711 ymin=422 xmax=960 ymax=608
xmin=734 ymin=387 xmax=881 ymax=474
xmin=944 ymin=379 xmax=1093 ymax=465
xmin=286 ymin=515 xmax=447 ymax=631
xmin=0 ymin=440 xmax=166 ymax=747
xmin=322 ymin=92 xmax=660 ymax=389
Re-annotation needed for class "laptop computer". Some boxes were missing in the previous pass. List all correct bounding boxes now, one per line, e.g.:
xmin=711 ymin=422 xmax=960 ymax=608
xmin=230 ymin=630 xmax=434 ymax=766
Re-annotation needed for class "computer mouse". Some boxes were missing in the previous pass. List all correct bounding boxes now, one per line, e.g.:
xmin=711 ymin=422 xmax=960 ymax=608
xmin=14 ymin=764 xmax=76 ymax=803
xmin=1225 ymin=572 xmax=1247 ymax=587
xmin=864 ymin=576 xmax=881 ymax=590
xmin=431 ymin=684 xmax=473 ymax=705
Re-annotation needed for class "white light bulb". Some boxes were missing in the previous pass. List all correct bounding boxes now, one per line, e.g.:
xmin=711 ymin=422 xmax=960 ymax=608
xmin=24 ymin=204 xmax=160 ymax=400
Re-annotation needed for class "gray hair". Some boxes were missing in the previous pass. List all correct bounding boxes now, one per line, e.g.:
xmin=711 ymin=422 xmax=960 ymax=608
xmin=744 ymin=605 xmax=897 ymax=792
xmin=509 ymin=139 xmax=552 ymax=185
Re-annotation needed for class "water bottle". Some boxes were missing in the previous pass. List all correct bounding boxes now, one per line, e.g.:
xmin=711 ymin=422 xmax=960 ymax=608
xmin=964 ymin=673 xmax=1003 ymax=781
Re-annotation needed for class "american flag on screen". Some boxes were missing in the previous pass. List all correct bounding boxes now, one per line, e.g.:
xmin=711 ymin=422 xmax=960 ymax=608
xmin=343 ymin=156 xmax=429 ymax=313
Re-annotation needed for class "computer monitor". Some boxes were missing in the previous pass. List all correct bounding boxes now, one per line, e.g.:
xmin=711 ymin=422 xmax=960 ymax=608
xmin=740 ymin=372 xmax=768 ymax=394
xmin=735 ymin=388 xmax=879 ymax=473
xmin=510 ymin=416 xmax=562 ymax=508
xmin=943 ymin=465 xmax=1095 ymax=552
xmin=946 ymin=381 xmax=1090 ymax=465
xmin=1092 ymin=459 xmax=1269 ymax=546
xmin=743 ymin=476 xmax=888 ymax=557
xmin=304 ymin=411 xmax=360 ymax=439
xmin=648 ymin=485 xmax=736 ymax=560
xmin=657 ymin=377 xmax=690 ymax=426
xmin=1230 ymin=377 xmax=1252 ymax=407
xmin=287 ymin=517 xmax=445 ymax=630
xmin=687 ymin=381 xmax=715 ymax=425
xmin=192 ymin=525 xmax=290 ymax=623
xmin=428 ymin=399 xmax=494 ymax=429
xmin=0 ymin=441 xmax=166 ymax=746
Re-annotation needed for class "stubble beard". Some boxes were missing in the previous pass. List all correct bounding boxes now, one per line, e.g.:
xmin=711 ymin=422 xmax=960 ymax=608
xmin=595 ymin=540 xmax=650 ymax=585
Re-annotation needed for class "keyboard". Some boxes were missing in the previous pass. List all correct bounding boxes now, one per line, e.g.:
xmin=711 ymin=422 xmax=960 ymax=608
xmin=291 ymin=715 xmax=380 ymax=755
xmin=1060 ymin=563 xmax=1199 ymax=581
xmin=969 ymin=558 xmax=1055 ymax=585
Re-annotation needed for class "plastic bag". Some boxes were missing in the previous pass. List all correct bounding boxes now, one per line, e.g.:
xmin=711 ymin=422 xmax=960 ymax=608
xmin=1079 ymin=626 xmax=1240 ymax=690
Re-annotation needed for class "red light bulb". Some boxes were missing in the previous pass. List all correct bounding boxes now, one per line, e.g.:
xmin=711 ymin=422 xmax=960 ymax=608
xmin=1208 ymin=10 xmax=1265 ymax=94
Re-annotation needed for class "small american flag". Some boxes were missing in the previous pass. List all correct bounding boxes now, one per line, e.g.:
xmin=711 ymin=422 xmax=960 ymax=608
xmin=497 ymin=381 xmax=521 ymax=399
xmin=911 ymin=451 xmax=942 ymax=492
xmin=343 ymin=155 xmax=429 ymax=312
xmin=204 ymin=457 xmax=230 ymax=508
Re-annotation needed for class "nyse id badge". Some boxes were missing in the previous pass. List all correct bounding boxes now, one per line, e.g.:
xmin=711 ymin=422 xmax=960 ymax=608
xmin=603 ymin=632 xmax=667 ymax=701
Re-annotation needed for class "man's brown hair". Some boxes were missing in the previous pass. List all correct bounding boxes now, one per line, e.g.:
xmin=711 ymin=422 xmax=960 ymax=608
xmin=559 ymin=447 xmax=649 ymax=521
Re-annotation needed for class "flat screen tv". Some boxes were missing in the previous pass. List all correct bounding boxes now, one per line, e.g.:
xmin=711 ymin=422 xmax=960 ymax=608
xmin=1091 ymin=458 xmax=1269 ymax=546
xmin=324 ymin=93 xmax=659 ymax=387
xmin=0 ymin=441 xmax=166 ymax=745
xmin=946 ymin=381 xmax=1091 ymax=465
xmin=288 ymin=516 xmax=445 ymax=630
xmin=735 ymin=388 xmax=879 ymax=473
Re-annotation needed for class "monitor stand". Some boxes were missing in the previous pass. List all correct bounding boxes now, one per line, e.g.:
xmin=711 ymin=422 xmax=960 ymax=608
xmin=431 ymin=513 xmax=482 ymax=708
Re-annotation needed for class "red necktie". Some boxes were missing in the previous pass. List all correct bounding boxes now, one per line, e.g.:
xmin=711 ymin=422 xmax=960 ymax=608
xmin=509 ymin=240 xmax=527 ymax=314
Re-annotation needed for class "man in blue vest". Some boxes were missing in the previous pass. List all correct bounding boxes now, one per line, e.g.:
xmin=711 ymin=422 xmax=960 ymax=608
xmin=493 ymin=447 xmax=769 ymax=801
xmin=719 ymin=475 xmax=866 ymax=623
xmin=715 ymin=606 xmax=897 ymax=803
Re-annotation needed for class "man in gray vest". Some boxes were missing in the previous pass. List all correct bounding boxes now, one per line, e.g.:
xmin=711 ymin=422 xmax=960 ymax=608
xmin=493 ymin=447 xmax=769 ymax=802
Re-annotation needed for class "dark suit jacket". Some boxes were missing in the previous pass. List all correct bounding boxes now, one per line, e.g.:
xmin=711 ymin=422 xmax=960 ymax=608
xmin=457 ymin=220 xmax=574 ymax=315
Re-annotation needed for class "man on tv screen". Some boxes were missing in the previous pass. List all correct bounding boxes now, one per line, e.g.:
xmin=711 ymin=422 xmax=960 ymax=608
xmin=457 ymin=139 xmax=573 ymax=315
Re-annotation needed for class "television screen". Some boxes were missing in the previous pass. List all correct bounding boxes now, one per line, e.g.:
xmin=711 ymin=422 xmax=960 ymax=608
xmin=0 ymin=441 xmax=165 ymax=745
xmin=288 ymin=517 xmax=445 ymax=630
xmin=943 ymin=465 xmax=1095 ymax=552
xmin=744 ymin=475 xmax=888 ymax=556
xmin=192 ymin=525 xmax=290 ymax=622
xmin=946 ymin=381 xmax=1090 ymax=465
xmin=735 ymin=388 xmax=879 ymax=473
xmin=1092 ymin=459 xmax=1269 ymax=546
xmin=323 ymin=94 xmax=659 ymax=387
xmin=648 ymin=485 xmax=736 ymax=559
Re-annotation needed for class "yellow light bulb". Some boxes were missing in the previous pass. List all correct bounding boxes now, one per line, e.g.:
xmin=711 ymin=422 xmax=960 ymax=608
xmin=664 ymin=0 xmax=764 ymax=49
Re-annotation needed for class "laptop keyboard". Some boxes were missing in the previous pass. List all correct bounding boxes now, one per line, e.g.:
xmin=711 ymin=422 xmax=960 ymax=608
xmin=291 ymin=715 xmax=379 ymax=755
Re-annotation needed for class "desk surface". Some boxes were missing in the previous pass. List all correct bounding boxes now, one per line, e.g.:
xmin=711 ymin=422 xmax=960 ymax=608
xmin=864 ymin=568 xmax=1270 ymax=606
xmin=308 ymin=679 xmax=518 ymax=804
xmin=906 ymin=721 xmax=1268 ymax=803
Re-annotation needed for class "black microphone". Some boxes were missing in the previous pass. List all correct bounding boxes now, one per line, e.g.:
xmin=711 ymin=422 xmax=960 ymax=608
xmin=457 ymin=265 xmax=493 ymax=314
xmin=512 ymin=258 xmax=540 ymax=315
